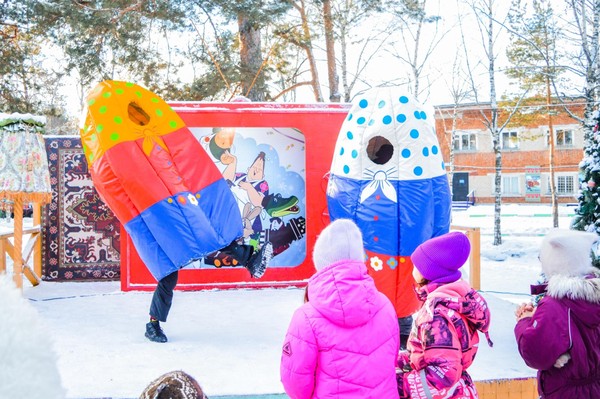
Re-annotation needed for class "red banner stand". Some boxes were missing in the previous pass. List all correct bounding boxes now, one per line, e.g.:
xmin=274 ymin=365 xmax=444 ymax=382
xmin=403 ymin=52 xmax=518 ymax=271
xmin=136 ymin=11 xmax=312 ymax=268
xmin=120 ymin=102 xmax=350 ymax=291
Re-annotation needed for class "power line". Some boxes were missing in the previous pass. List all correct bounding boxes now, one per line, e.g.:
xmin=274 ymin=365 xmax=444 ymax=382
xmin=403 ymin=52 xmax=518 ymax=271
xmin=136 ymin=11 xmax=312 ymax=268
xmin=434 ymin=101 xmax=596 ymax=113
xmin=449 ymin=164 xmax=580 ymax=171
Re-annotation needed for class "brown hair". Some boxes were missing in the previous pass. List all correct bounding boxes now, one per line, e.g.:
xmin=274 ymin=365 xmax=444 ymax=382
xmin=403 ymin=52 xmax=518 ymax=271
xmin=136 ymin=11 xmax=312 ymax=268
xmin=303 ymin=285 xmax=309 ymax=303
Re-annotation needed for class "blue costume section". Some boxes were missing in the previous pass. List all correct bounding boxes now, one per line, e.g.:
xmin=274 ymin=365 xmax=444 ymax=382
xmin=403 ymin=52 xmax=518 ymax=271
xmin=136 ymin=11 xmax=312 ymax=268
xmin=327 ymin=174 xmax=451 ymax=256
xmin=125 ymin=180 xmax=242 ymax=281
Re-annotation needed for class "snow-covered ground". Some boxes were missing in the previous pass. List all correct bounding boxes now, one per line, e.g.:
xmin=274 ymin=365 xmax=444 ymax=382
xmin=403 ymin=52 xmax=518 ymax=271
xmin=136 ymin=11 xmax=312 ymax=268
xmin=2 ymin=204 xmax=580 ymax=398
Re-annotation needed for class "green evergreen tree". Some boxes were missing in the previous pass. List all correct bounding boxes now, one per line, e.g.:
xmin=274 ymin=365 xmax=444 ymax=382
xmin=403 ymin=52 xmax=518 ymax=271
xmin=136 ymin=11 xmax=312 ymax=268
xmin=572 ymin=110 xmax=600 ymax=268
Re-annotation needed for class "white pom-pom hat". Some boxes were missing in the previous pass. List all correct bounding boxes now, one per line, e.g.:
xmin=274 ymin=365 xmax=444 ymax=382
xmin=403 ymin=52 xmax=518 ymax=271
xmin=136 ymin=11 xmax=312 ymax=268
xmin=313 ymin=219 xmax=365 ymax=271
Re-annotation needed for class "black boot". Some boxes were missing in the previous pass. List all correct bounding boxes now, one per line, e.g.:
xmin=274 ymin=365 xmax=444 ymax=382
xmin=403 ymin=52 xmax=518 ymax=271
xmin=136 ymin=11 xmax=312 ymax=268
xmin=145 ymin=321 xmax=168 ymax=343
xmin=245 ymin=242 xmax=273 ymax=278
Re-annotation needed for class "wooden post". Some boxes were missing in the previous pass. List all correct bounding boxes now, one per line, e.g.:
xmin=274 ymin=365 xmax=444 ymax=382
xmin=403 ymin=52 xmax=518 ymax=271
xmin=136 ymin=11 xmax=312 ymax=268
xmin=12 ymin=196 xmax=23 ymax=289
xmin=451 ymin=225 xmax=481 ymax=291
xmin=469 ymin=227 xmax=481 ymax=291
xmin=0 ymin=234 xmax=6 ymax=274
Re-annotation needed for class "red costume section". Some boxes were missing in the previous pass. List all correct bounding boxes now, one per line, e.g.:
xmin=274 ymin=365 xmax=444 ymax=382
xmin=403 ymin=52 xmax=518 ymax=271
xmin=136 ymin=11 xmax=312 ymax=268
xmin=121 ymin=103 xmax=350 ymax=291
xmin=364 ymin=250 xmax=420 ymax=318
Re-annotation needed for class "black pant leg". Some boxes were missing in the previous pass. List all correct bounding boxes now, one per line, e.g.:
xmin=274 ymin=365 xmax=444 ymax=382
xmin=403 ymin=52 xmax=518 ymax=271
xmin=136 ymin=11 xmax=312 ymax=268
xmin=399 ymin=315 xmax=413 ymax=349
xmin=149 ymin=270 xmax=179 ymax=322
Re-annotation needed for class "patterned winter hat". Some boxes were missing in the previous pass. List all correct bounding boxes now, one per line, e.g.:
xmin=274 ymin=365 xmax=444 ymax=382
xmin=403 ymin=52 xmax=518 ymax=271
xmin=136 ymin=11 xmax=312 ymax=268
xmin=539 ymin=228 xmax=598 ymax=277
xmin=411 ymin=231 xmax=470 ymax=284
xmin=313 ymin=219 xmax=365 ymax=271
xmin=139 ymin=370 xmax=208 ymax=399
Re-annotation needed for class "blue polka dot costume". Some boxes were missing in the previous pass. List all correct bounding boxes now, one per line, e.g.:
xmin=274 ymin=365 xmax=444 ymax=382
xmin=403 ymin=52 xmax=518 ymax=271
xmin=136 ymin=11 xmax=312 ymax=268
xmin=326 ymin=87 xmax=452 ymax=317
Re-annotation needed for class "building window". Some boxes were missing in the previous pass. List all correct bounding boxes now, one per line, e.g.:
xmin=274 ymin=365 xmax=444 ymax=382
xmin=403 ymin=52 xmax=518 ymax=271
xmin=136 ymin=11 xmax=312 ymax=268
xmin=546 ymin=175 xmax=575 ymax=195
xmin=501 ymin=131 xmax=519 ymax=150
xmin=453 ymin=131 xmax=477 ymax=151
xmin=546 ymin=129 xmax=573 ymax=148
xmin=502 ymin=176 xmax=520 ymax=195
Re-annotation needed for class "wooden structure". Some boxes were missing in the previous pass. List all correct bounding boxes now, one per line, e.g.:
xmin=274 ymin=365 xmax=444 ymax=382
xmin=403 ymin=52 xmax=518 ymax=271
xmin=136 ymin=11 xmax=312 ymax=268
xmin=452 ymin=225 xmax=481 ymax=290
xmin=0 ymin=207 xmax=42 ymax=286
xmin=0 ymin=113 xmax=52 ymax=288
xmin=475 ymin=377 xmax=538 ymax=399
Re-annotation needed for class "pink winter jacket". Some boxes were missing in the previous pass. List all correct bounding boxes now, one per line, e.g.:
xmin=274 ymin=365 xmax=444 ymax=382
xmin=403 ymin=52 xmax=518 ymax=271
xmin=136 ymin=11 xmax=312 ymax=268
xmin=400 ymin=280 xmax=491 ymax=399
xmin=280 ymin=259 xmax=400 ymax=399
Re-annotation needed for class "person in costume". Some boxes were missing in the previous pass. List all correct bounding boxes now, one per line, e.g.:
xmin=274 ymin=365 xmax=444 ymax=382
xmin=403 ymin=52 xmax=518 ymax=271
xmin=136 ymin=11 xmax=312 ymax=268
xmin=280 ymin=219 xmax=400 ymax=399
xmin=396 ymin=232 xmax=491 ymax=399
xmin=514 ymin=229 xmax=600 ymax=399
xmin=79 ymin=81 xmax=272 ymax=343
xmin=146 ymin=238 xmax=269 ymax=343
xmin=326 ymin=87 xmax=451 ymax=348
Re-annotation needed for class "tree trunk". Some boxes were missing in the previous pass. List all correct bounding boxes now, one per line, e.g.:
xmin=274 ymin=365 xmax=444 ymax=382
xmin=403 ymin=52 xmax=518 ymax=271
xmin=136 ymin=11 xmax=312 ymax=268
xmin=545 ymin=38 xmax=558 ymax=228
xmin=238 ymin=13 xmax=265 ymax=101
xmin=340 ymin=30 xmax=350 ymax=102
xmin=411 ymin=9 xmax=424 ymax=100
xmin=323 ymin=0 xmax=340 ymax=102
xmin=449 ymin=104 xmax=459 ymax=195
xmin=487 ymin=0 xmax=502 ymax=246
xmin=296 ymin=0 xmax=323 ymax=102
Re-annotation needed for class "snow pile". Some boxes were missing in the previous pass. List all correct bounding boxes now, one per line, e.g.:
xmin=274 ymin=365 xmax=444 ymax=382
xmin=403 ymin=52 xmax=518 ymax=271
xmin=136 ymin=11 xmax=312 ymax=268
xmin=0 ymin=276 xmax=64 ymax=399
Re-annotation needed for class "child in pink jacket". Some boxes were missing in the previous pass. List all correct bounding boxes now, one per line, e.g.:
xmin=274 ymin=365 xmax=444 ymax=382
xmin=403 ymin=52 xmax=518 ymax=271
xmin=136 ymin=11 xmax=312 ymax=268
xmin=280 ymin=219 xmax=400 ymax=399
xmin=397 ymin=232 xmax=492 ymax=399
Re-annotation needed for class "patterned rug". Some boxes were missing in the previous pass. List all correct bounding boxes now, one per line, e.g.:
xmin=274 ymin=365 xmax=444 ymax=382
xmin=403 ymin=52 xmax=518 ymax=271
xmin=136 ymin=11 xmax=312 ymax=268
xmin=42 ymin=136 xmax=120 ymax=281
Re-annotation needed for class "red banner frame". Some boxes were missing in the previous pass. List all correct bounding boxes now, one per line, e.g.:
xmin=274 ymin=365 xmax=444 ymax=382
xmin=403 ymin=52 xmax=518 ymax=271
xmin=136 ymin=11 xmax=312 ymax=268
xmin=120 ymin=102 xmax=350 ymax=291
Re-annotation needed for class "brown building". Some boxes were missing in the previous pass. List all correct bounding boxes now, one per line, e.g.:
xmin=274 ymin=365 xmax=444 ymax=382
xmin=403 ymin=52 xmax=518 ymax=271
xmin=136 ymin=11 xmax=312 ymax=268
xmin=434 ymin=99 xmax=586 ymax=204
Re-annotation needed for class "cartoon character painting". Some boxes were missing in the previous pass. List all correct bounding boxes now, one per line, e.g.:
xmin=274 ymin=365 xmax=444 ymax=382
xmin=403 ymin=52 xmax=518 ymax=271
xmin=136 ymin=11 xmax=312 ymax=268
xmin=200 ymin=127 xmax=236 ymax=167
xmin=326 ymin=86 xmax=452 ymax=327
xmin=195 ymin=127 xmax=307 ymax=267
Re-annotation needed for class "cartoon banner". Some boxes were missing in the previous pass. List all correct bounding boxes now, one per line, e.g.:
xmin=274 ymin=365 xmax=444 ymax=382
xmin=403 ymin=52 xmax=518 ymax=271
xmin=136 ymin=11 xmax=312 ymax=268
xmin=187 ymin=127 xmax=307 ymax=268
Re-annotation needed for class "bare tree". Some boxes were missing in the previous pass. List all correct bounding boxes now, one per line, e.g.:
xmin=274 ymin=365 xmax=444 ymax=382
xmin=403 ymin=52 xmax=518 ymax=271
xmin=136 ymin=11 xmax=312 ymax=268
xmin=464 ymin=0 xmax=528 ymax=245
xmin=275 ymin=0 xmax=324 ymax=101
xmin=386 ymin=0 xmax=447 ymax=101
xmin=505 ymin=0 xmax=563 ymax=227
xmin=558 ymin=0 xmax=600 ymax=140
xmin=437 ymin=51 xmax=475 ymax=195
xmin=328 ymin=0 xmax=386 ymax=101
xmin=568 ymin=0 xmax=600 ymax=241
xmin=322 ymin=0 xmax=340 ymax=102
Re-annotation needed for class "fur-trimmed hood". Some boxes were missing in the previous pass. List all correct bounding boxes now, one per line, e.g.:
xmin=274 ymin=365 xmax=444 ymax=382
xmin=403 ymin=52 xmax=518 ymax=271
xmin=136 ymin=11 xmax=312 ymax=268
xmin=547 ymin=271 xmax=600 ymax=328
xmin=547 ymin=271 xmax=600 ymax=303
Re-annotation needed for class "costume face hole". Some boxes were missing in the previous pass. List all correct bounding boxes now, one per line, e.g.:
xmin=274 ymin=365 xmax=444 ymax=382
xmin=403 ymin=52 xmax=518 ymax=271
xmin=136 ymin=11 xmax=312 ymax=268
xmin=128 ymin=102 xmax=150 ymax=126
xmin=367 ymin=136 xmax=394 ymax=165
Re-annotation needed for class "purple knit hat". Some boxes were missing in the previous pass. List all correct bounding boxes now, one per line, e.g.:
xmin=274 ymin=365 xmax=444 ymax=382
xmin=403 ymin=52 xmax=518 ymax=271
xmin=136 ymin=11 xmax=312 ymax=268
xmin=410 ymin=232 xmax=471 ymax=284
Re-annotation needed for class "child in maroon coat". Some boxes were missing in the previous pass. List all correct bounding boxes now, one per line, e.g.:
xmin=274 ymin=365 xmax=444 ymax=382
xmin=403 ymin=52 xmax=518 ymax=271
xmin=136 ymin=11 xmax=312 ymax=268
xmin=515 ymin=229 xmax=600 ymax=399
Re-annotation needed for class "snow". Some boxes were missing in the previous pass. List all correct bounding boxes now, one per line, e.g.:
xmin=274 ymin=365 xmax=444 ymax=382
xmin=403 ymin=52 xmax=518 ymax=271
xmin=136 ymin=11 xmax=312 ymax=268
xmin=1 ymin=204 xmax=581 ymax=398
xmin=0 ymin=112 xmax=47 ymax=126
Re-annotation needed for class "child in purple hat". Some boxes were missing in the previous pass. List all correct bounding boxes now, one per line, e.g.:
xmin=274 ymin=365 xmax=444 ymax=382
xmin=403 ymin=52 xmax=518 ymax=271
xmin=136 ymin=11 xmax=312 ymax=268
xmin=396 ymin=231 xmax=492 ymax=399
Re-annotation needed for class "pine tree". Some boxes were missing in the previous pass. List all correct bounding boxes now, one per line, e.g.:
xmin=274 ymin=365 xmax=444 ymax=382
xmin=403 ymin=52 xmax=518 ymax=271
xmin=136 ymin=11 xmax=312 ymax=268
xmin=572 ymin=110 xmax=600 ymax=268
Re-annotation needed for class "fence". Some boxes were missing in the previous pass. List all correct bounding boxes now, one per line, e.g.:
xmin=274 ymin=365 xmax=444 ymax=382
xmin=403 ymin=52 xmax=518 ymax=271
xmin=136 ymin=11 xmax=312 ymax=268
xmin=0 ymin=204 xmax=42 ymax=288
